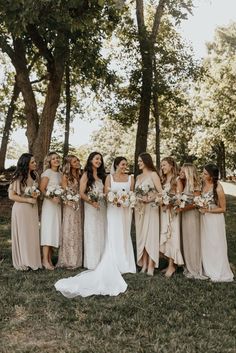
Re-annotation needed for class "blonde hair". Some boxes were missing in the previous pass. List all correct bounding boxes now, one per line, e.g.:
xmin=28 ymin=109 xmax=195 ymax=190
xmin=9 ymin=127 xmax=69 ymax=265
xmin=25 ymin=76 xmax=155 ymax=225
xmin=62 ymin=155 xmax=81 ymax=182
xmin=182 ymin=163 xmax=201 ymax=193
xmin=43 ymin=151 xmax=60 ymax=171
xmin=161 ymin=156 xmax=179 ymax=192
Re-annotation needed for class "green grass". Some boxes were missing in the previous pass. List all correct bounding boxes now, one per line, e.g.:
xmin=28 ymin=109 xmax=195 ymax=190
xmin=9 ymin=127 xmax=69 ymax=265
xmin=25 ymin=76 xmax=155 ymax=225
xmin=0 ymin=197 xmax=236 ymax=353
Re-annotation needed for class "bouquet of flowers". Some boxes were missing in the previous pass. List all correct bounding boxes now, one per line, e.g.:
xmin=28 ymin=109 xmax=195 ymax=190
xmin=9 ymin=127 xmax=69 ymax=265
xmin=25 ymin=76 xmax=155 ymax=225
xmin=173 ymin=193 xmax=194 ymax=210
xmin=107 ymin=189 xmax=136 ymax=208
xmin=193 ymin=193 xmax=214 ymax=210
xmin=61 ymin=188 xmax=80 ymax=210
xmin=45 ymin=185 xmax=64 ymax=199
xmin=87 ymin=186 xmax=104 ymax=203
xmin=24 ymin=184 xmax=40 ymax=198
xmin=135 ymin=184 xmax=155 ymax=198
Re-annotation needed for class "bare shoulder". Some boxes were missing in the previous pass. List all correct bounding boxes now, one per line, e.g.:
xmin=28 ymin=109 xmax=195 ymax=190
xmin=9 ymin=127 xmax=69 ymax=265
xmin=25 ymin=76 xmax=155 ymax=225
xmin=217 ymin=181 xmax=224 ymax=193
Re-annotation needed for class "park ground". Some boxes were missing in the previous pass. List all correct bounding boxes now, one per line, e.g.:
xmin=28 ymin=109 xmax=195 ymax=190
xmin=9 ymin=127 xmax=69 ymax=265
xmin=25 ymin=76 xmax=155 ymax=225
xmin=0 ymin=186 xmax=236 ymax=353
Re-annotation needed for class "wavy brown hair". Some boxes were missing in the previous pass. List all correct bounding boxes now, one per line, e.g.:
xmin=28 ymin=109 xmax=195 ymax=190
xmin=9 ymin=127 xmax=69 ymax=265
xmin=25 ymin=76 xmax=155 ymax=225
xmin=182 ymin=163 xmax=201 ymax=193
xmin=62 ymin=155 xmax=81 ymax=182
xmin=138 ymin=152 xmax=158 ymax=174
xmin=160 ymin=156 xmax=178 ymax=192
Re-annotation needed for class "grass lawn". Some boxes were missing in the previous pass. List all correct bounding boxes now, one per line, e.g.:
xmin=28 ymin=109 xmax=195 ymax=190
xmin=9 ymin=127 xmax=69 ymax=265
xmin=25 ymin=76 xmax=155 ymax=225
xmin=0 ymin=197 xmax=236 ymax=353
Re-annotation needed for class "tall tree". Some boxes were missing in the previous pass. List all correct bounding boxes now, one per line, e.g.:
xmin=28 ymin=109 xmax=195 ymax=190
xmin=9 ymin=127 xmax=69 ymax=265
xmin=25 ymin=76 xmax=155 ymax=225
xmin=0 ymin=0 xmax=122 ymax=170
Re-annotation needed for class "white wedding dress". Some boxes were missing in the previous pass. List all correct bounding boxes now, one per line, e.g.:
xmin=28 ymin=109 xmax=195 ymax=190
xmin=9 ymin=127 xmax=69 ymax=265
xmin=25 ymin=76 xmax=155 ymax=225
xmin=55 ymin=175 xmax=136 ymax=297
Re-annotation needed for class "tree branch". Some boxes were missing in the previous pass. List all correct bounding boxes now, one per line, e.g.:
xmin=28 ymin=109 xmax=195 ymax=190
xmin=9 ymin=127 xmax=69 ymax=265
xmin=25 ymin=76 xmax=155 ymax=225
xmin=150 ymin=0 xmax=167 ymax=45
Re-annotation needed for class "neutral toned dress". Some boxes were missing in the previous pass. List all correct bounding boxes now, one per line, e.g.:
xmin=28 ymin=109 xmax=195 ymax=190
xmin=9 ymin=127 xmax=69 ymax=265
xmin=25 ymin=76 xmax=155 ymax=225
xmin=55 ymin=174 xmax=136 ymax=298
xmin=83 ymin=179 xmax=106 ymax=269
xmin=160 ymin=183 xmax=184 ymax=266
xmin=57 ymin=178 xmax=83 ymax=268
xmin=9 ymin=177 xmax=42 ymax=270
xmin=182 ymin=186 xmax=205 ymax=279
xmin=135 ymin=174 xmax=160 ymax=268
xmin=200 ymin=190 xmax=233 ymax=282
xmin=40 ymin=169 xmax=62 ymax=248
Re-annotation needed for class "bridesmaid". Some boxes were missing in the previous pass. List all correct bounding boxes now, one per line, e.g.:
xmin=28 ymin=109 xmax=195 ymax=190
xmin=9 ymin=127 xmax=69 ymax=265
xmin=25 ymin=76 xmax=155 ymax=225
xmin=178 ymin=163 xmax=206 ymax=279
xmin=8 ymin=153 xmax=42 ymax=270
xmin=160 ymin=157 xmax=184 ymax=277
xmin=135 ymin=152 xmax=162 ymax=276
xmin=57 ymin=155 xmax=83 ymax=269
xmin=80 ymin=151 xmax=106 ymax=270
xmin=199 ymin=164 xmax=233 ymax=282
xmin=40 ymin=152 xmax=62 ymax=270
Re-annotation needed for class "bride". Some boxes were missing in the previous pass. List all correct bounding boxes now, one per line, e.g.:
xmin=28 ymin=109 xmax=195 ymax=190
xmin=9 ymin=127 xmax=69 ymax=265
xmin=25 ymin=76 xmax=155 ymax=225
xmin=55 ymin=156 xmax=136 ymax=297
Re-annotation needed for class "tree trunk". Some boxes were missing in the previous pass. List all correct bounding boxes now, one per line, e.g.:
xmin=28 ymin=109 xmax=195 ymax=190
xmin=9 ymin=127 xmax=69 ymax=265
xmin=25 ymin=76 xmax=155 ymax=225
xmin=217 ymin=141 xmax=226 ymax=180
xmin=32 ymin=59 xmax=66 ymax=172
xmin=63 ymin=60 xmax=71 ymax=158
xmin=134 ymin=0 xmax=166 ymax=175
xmin=0 ymin=80 xmax=20 ymax=170
xmin=153 ymin=91 xmax=160 ymax=170
xmin=134 ymin=51 xmax=153 ymax=175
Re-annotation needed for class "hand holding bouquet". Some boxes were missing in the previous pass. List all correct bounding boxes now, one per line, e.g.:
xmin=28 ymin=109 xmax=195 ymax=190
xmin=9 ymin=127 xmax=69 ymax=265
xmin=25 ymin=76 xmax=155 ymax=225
xmin=194 ymin=193 xmax=214 ymax=212
xmin=45 ymin=185 xmax=64 ymax=203
xmin=135 ymin=184 xmax=156 ymax=203
xmin=87 ymin=187 xmax=104 ymax=209
xmin=24 ymin=184 xmax=40 ymax=199
xmin=62 ymin=188 xmax=80 ymax=210
xmin=107 ymin=189 xmax=136 ymax=208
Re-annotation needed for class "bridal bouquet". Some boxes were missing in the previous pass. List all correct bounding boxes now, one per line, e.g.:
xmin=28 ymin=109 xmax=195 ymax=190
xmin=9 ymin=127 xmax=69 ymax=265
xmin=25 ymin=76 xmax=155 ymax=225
xmin=24 ymin=184 xmax=40 ymax=198
xmin=61 ymin=188 xmax=80 ymax=210
xmin=45 ymin=185 xmax=64 ymax=199
xmin=193 ymin=193 xmax=214 ymax=210
xmin=107 ymin=189 xmax=136 ymax=208
xmin=87 ymin=187 xmax=104 ymax=203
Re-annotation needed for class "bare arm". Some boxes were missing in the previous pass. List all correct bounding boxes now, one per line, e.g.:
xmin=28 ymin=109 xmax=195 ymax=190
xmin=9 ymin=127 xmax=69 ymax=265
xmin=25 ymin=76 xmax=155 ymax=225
xmin=200 ymin=183 xmax=226 ymax=214
xmin=130 ymin=175 xmax=134 ymax=192
xmin=104 ymin=174 xmax=111 ymax=194
xmin=40 ymin=176 xmax=49 ymax=194
xmin=79 ymin=173 xmax=99 ymax=208
xmin=61 ymin=175 xmax=68 ymax=190
xmin=151 ymin=172 xmax=162 ymax=193
xmin=8 ymin=189 xmax=36 ymax=205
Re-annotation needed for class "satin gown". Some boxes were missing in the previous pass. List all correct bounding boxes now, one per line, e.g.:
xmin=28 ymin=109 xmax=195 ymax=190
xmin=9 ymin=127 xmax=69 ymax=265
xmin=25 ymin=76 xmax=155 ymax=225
xmin=55 ymin=174 xmax=136 ymax=297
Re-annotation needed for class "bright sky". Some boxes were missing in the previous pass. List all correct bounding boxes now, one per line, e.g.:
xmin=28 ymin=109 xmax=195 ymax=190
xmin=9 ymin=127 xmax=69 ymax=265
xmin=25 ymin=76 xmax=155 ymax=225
xmin=8 ymin=0 xmax=236 ymax=149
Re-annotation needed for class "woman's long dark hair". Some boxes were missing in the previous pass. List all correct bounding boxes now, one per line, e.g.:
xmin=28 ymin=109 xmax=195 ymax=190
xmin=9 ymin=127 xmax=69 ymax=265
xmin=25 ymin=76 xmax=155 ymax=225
xmin=11 ymin=153 xmax=37 ymax=186
xmin=84 ymin=152 xmax=106 ymax=191
xmin=139 ymin=152 xmax=158 ymax=174
xmin=204 ymin=163 xmax=219 ymax=204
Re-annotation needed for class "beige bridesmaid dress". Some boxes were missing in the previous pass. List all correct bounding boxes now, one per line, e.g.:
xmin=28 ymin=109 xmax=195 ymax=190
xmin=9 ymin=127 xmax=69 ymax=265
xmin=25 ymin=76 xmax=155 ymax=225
xmin=200 ymin=190 xmax=233 ymax=282
xmin=181 ymin=186 xmax=206 ymax=279
xmin=160 ymin=183 xmax=184 ymax=266
xmin=57 ymin=178 xmax=83 ymax=269
xmin=9 ymin=177 xmax=42 ymax=270
xmin=135 ymin=174 xmax=160 ymax=268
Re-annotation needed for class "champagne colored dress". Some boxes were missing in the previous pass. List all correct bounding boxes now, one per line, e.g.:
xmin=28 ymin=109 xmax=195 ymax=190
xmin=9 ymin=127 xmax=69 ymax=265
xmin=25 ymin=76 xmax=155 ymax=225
xmin=9 ymin=177 xmax=42 ymax=270
xmin=135 ymin=174 xmax=160 ymax=268
xmin=160 ymin=183 xmax=184 ymax=266
xmin=57 ymin=178 xmax=83 ymax=269
xmin=181 ymin=186 xmax=206 ymax=279
xmin=40 ymin=169 xmax=62 ymax=248
xmin=200 ymin=190 xmax=233 ymax=282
